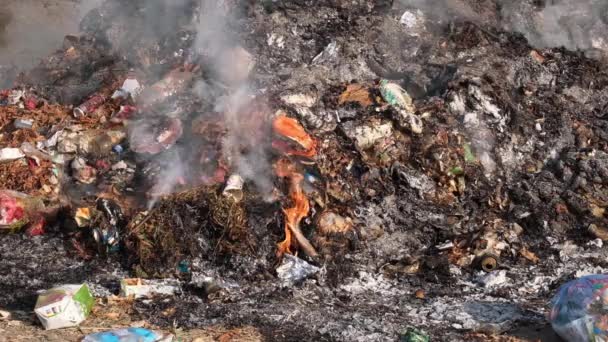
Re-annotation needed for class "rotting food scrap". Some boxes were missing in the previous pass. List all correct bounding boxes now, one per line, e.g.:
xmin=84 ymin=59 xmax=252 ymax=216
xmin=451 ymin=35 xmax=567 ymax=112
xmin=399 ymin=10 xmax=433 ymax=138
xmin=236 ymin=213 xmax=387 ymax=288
xmin=272 ymin=115 xmax=317 ymax=158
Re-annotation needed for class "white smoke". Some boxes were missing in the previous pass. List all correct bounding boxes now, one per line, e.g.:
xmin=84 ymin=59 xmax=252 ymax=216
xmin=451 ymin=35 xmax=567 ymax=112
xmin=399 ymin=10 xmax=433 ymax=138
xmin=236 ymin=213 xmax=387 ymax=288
xmin=398 ymin=0 xmax=608 ymax=53
xmin=193 ymin=0 xmax=273 ymax=196
xmin=501 ymin=0 xmax=608 ymax=53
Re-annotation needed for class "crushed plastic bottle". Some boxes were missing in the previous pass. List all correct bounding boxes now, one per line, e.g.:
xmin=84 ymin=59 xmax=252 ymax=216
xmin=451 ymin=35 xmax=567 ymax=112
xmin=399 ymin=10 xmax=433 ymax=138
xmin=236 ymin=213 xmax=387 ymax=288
xmin=82 ymin=328 xmax=173 ymax=342
xmin=549 ymin=274 xmax=608 ymax=342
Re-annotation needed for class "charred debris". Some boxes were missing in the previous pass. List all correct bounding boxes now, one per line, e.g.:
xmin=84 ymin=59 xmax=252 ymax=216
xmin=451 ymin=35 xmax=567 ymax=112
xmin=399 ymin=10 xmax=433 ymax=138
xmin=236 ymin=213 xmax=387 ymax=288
xmin=1 ymin=0 xmax=608 ymax=340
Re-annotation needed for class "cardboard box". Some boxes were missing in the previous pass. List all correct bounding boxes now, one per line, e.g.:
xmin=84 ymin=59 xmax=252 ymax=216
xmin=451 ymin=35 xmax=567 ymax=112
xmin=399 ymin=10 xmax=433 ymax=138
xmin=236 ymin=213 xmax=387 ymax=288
xmin=34 ymin=284 xmax=94 ymax=330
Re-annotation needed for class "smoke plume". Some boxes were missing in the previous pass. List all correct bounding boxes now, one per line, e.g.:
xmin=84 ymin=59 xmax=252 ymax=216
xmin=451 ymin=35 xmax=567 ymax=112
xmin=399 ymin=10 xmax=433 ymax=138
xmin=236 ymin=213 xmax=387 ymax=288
xmin=398 ymin=0 xmax=608 ymax=53
xmin=501 ymin=0 xmax=608 ymax=52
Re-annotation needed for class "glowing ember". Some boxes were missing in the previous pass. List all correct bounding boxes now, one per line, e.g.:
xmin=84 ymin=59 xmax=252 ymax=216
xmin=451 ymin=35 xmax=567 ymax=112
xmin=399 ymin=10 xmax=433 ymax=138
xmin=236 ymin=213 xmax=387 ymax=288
xmin=272 ymin=115 xmax=317 ymax=158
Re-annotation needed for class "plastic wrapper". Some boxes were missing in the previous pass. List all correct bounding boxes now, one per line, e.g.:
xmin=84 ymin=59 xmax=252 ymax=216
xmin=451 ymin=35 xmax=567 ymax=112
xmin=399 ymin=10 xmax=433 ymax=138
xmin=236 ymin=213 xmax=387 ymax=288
xmin=0 ymin=190 xmax=45 ymax=232
xmin=83 ymin=328 xmax=173 ymax=342
xmin=276 ymin=254 xmax=319 ymax=286
xmin=120 ymin=278 xmax=181 ymax=298
xmin=549 ymin=274 xmax=608 ymax=341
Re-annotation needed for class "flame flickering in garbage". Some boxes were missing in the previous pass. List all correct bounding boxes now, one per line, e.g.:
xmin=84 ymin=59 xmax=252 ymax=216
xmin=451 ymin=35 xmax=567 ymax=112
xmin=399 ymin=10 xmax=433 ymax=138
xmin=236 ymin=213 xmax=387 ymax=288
xmin=272 ymin=115 xmax=317 ymax=158
xmin=274 ymin=159 xmax=318 ymax=258
xmin=272 ymin=116 xmax=319 ymax=259
xmin=274 ymin=159 xmax=307 ymax=256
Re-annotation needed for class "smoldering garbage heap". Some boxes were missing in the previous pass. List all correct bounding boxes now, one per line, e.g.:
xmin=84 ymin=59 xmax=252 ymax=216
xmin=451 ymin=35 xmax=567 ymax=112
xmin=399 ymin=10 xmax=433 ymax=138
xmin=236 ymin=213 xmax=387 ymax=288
xmin=1 ymin=0 xmax=608 ymax=340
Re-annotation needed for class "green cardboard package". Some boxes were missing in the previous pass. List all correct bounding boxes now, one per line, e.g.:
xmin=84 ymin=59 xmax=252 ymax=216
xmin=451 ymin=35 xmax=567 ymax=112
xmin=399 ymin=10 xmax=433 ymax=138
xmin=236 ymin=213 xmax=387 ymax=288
xmin=34 ymin=284 xmax=94 ymax=330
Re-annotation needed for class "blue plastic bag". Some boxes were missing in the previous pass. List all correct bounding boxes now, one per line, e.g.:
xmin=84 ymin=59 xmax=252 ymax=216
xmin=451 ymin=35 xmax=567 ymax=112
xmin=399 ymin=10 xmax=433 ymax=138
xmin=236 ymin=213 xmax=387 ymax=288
xmin=549 ymin=275 xmax=608 ymax=342
xmin=82 ymin=328 xmax=172 ymax=342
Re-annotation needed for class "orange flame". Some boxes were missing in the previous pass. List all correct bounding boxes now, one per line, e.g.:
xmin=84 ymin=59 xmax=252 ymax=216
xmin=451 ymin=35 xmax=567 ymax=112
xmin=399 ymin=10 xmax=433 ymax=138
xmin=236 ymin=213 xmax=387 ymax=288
xmin=274 ymin=159 xmax=317 ymax=258
xmin=272 ymin=116 xmax=317 ymax=158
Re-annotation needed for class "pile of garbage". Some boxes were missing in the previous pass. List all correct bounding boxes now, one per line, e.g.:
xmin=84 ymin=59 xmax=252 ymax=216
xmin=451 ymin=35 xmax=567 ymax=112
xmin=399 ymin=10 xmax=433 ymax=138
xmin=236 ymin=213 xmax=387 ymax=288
xmin=2 ymin=0 xmax=608 ymax=340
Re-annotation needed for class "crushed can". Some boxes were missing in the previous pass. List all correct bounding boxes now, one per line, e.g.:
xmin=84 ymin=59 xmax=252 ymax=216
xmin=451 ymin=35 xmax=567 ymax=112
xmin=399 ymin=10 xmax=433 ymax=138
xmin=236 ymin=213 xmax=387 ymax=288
xmin=74 ymin=94 xmax=106 ymax=118
xmin=34 ymin=284 xmax=94 ymax=330
xmin=92 ymin=198 xmax=125 ymax=254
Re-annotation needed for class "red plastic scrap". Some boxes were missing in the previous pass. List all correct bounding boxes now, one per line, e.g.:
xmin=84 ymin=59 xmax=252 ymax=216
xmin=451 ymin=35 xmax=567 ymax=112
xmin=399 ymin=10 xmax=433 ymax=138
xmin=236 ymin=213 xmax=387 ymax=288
xmin=26 ymin=218 xmax=45 ymax=237
xmin=0 ymin=193 xmax=24 ymax=225
xmin=111 ymin=105 xmax=138 ymax=123
xmin=24 ymin=97 xmax=38 ymax=110
xmin=95 ymin=159 xmax=111 ymax=171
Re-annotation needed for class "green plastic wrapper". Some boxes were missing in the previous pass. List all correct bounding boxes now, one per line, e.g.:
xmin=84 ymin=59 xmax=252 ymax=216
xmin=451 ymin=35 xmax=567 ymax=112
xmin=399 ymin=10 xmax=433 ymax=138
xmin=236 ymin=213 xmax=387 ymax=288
xmin=400 ymin=327 xmax=430 ymax=342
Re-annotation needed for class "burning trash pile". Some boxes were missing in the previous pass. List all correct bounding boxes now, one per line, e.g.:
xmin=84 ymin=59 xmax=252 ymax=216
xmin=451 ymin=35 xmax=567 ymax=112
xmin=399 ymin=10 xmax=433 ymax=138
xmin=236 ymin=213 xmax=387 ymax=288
xmin=2 ymin=0 xmax=608 ymax=340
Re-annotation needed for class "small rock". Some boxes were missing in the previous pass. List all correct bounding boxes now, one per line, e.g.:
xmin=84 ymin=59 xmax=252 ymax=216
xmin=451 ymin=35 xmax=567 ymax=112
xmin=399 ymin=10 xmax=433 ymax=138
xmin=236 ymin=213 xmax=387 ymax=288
xmin=414 ymin=289 xmax=425 ymax=299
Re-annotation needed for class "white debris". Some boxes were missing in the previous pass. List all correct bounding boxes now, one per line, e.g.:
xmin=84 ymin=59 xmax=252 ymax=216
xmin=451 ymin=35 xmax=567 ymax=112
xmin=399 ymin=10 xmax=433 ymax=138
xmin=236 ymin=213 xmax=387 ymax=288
xmin=436 ymin=241 xmax=454 ymax=250
xmin=558 ymin=241 xmax=580 ymax=261
xmin=463 ymin=112 xmax=479 ymax=127
xmin=449 ymin=94 xmax=466 ymax=115
xmin=122 ymin=78 xmax=141 ymax=95
xmin=340 ymin=272 xmax=395 ymax=296
xmin=399 ymin=9 xmax=426 ymax=37
xmin=276 ymin=254 xmax=319 ymax=287
xmin=111 ymin=161 xmax=128 ymax=171
xmin=120 ymin=278 xmax=181 ymax=298
xmin=479 ymin=151 xmax=497 ymax=175
xmin=0 ymin=148 xmax=25 ymax=162
xmin=280 ymin=93 xmax=317 ymax=108
xmin=469 ymin=85 xmax=501 ymax=119
xmin=7 ymin=90 xmax=24 ymax=105
xmin=267 ymin=33 xmax=285 ymax=49
xmin=407 ymin=112 xmax=424 ymax=134
xmin=575 ymin=266 xmax=608 ymax=279
xmin=394 ymin=165 xmax=436 ymax=195
xmin=587 ymin=238 xmax=604 ymax=248
xmin=478 ymin=270 xmax=508 ymax=288
xmin=312 ymin=41 xmax=338 ymax=64
xmin=222 ymin=174 xmax=244 ymax=202
xmin=449 ymin=265 xmax=463 ymax=276
xmin=353 ymin=122 xmax=393 ymax=150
